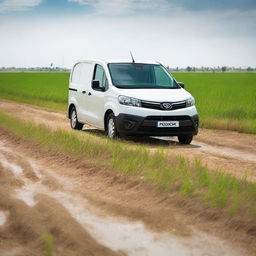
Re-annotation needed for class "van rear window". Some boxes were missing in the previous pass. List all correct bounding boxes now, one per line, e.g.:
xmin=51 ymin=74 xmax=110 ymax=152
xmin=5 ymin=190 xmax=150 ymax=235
xmin=71 ymin=63 xmax=81 ymax=84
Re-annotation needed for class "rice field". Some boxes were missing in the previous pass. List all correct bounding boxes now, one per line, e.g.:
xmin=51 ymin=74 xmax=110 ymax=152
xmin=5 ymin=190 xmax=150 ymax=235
xmin=0 ymin=72 xmax=255 ymax=133
xmin=0 ymin=72 xmax=69 ymax=111
xmin=173 ymin=72 xmax=256 ymax=133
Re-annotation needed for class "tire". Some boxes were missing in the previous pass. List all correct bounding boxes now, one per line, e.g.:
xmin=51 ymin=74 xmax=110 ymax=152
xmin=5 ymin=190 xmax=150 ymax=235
xmin=107 ymin=113 xmax=119 ymax=139
xmin=178 ymin=135 xmax=193 ymax=145
xmin=70 ymin=107 xmax=83 ymax=130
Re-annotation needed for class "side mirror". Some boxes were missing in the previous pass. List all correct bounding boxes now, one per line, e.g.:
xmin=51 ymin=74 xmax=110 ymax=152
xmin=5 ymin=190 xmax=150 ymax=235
xmin=92 ymin=80 xmax=104 ymax=91
xmin=178 ymin=82 xmax=185 ymax=88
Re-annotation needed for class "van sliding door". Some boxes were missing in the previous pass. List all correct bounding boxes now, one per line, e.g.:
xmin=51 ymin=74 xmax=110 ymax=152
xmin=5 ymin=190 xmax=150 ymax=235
xmin=76 ymin=63 xmax=94 ymax=123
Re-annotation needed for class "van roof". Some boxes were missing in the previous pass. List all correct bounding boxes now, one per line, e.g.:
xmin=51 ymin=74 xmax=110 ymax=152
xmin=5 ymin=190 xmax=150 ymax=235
xmin=76 ymin=59 xmax=159 ymax=65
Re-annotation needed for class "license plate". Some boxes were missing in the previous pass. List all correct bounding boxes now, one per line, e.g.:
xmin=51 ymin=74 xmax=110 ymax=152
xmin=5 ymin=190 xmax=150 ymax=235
xmin=157 ymin=121 xmax=179 ymax=128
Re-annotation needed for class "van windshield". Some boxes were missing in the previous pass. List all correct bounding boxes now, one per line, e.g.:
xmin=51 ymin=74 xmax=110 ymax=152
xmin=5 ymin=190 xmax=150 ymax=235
xmin=108 ymin=63 xmax=179 ymax=89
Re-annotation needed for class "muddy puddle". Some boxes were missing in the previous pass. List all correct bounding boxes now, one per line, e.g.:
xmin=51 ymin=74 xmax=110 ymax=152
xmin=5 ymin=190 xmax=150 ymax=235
xmin=0 ymin=156 xmax=23 ymax=175
xmin=0 ymin=142 xmax=245 ymax=256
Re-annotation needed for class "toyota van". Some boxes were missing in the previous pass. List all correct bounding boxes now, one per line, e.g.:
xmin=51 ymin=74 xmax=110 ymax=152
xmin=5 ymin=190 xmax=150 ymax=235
xmin=68 ymin=59 xmax=199 ymax=144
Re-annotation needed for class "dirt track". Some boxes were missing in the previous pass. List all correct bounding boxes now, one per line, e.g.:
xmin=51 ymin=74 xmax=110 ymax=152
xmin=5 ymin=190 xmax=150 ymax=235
xmin=0 ymin=130 xmax=252 ymax=256
xmin=0 ymin=100 xmax=256 ymax=255
xmin=0 ymin=99 xmax=255 ymax=182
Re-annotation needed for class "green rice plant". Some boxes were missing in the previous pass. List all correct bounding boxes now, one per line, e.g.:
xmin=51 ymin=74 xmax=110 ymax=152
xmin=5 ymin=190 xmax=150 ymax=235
xmin=173 ymin=72 xmax=256 ymax=133
xmin=0 ymin=72 xmax=68 ymax=111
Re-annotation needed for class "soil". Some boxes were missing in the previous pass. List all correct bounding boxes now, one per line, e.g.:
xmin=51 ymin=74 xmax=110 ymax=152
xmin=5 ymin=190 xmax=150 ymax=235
xmin=0 ymin=99 xmax=256 ymax=255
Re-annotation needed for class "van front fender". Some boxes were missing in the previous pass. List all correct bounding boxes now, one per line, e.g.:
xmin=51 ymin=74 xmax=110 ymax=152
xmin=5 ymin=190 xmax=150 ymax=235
xmin=104 ymin=102 xmax=119 ymax=117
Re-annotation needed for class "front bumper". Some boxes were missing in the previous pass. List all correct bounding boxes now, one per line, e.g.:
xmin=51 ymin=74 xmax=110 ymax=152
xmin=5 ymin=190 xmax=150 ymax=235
xmin=115 ymin=113 xmax=199 ymax=136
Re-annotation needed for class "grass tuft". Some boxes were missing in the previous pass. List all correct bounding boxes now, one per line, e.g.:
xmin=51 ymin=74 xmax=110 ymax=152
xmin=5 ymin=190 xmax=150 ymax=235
xmin=42 ymin=233 xmax=53 ymax=256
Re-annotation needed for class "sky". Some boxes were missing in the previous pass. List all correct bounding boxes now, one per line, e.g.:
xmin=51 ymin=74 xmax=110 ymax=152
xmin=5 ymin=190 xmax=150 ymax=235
xmin=0 ymin=0 xmax=255 ymax=68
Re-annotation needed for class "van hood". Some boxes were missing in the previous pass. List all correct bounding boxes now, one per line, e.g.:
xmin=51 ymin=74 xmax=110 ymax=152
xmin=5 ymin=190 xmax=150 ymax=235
xmin=114 ymin=88 xmax=192 ymax=102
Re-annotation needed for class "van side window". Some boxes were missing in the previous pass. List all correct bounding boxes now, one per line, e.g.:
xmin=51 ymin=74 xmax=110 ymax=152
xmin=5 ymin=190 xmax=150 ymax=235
xmin=93 ymin=65 xmax=108 ymax=90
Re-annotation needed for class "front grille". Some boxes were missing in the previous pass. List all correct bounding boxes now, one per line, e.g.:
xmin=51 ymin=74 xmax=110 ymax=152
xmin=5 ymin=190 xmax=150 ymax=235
xmin=141 ymin=100 xmax=186 ymax=111
xmin=141 ymin=101 xmax=160 ymax=110
xmin=171 ymin=101 xmax=186 ymax=110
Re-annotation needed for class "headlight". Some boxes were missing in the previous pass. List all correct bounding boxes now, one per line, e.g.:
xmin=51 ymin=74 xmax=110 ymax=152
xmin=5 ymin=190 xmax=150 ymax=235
xmin=118 ymin=96 xmax=141 ymax=107
xmin=186 ymin=97 xmax=195 ymax=107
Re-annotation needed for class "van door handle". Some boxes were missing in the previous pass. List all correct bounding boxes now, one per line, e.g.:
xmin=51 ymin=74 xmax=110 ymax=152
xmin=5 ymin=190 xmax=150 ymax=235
xmin=88 ymin=92 xmax=92 ymax=96
xmin=82 ymin=91 xmax=86 ymax=94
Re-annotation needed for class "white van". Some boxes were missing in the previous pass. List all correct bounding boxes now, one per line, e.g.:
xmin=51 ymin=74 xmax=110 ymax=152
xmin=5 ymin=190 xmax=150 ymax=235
xmin=68 ymin=59 xmax=199 ymax=144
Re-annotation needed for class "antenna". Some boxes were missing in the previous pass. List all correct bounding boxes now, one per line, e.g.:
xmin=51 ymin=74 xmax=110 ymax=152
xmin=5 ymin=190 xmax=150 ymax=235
xmin=130 ymin=51 xmax=135 ymax=63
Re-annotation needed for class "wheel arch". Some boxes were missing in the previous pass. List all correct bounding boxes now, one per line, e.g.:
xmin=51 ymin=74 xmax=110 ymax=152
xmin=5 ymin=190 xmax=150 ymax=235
xmin=68 ymin=103 xmax=76 ymax=119
xmin=104 ymin=109 xmax=114 ymax=131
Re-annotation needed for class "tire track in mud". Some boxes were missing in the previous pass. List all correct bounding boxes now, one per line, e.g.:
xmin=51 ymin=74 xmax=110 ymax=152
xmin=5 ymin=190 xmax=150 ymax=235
xmin=0 ymin=145 xmax=122 ymax=256
xmin=0 ymin=140 xmax=247 ymax=256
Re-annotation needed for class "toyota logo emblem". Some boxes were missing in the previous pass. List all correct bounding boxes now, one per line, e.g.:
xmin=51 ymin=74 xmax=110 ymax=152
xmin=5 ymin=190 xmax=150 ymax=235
xmin=161 ymin=102 xmax=173 ymax=110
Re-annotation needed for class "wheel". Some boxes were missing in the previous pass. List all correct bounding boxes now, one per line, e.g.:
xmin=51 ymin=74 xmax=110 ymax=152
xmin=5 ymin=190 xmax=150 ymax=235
xmin=178 ymin=135 xmax=193 ymax=145
xmin=107 ymin=113 xmax=119 ymax=139
xmin=70 ymin=107 xmax=83 ymax=130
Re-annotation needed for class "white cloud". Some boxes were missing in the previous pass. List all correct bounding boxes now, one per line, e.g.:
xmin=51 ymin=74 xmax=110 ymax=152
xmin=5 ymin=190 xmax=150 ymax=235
xmin=68 ymin=0 xmax=172 ymax=15
xmin=0 ymin=0 xmax=42 ymax=13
